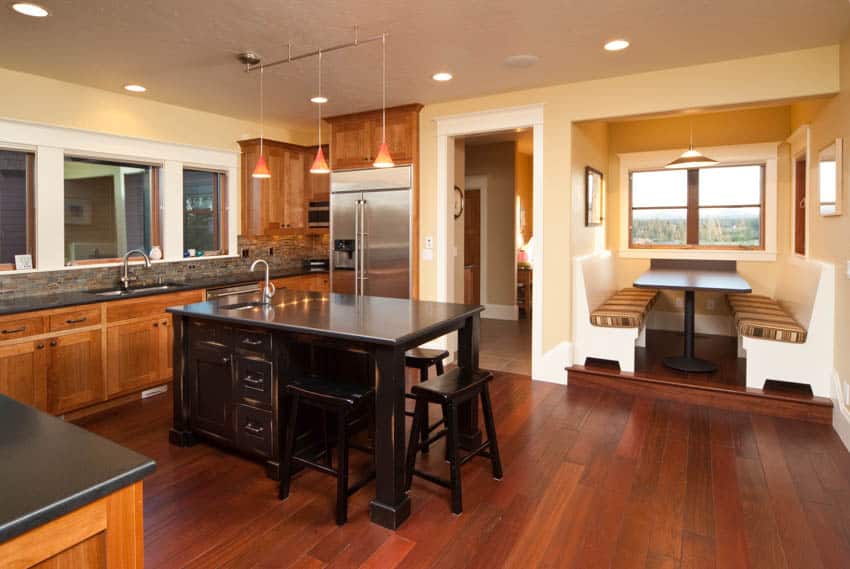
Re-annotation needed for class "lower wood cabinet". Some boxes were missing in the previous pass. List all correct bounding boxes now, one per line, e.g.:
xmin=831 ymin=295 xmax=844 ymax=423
xmin=46 ymin=330 xmax=104 ymax=415
xmin=0 ymin=340 xmax=47 ymax=411
xmin=106 ymin=316 xmax=164 ymax=397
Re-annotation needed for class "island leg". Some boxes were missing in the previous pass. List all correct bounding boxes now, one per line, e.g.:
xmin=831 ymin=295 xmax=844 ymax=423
xmin=169 ymin=315 xmax=195 ymax=446
xmin=456 ymin=313 xmax=483 ymax=450
xmin=369 ymin=345 xmax=411 ymax=529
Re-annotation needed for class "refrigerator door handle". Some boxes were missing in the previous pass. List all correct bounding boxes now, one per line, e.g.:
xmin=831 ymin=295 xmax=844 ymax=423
xmin=360 ymin=199 xmax=368 ymax=293
xmin=354 ymin=198 xmax=361 ymax=297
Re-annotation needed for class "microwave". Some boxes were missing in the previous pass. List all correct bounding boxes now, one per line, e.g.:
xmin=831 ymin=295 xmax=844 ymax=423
xmin=307 ymin=201 xmax=329 ymax=228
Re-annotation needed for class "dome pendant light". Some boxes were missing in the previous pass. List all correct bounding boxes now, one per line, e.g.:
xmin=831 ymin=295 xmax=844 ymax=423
xmin=310 ymin=51 xmax=330 ymax=174
xmin=373 ymin=33 xmax=394 ymax=168
xmin=252 ymin=65 xmax=271 ymax=179
xmin=666 ymin=120 xmax=718 ymax=169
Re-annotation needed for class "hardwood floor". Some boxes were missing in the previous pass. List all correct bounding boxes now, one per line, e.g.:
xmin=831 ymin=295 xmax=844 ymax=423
xmin=76 ymin=371 xmax=850 ymax=568
xmin=480 ymin=317 xmax=531 ymax=375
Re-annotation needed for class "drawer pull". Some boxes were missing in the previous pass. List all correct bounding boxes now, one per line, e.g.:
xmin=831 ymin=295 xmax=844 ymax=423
xmin=222 ymin=356 xmax=231 ymax=365
xmin=50 ymin=339 xmax=58 ymax=347
xmin=243 ymin=375 xmax=264 ymax=387
xmin=242 ymin=338 xmax=264 ymax=346
xmin=1 ymin=327 xmax=26 ymax=334
xmin=36 ymin=343 xmax=45 ymax=349
xmin=244 ymin=422 xmax=264 ymax=435
xmin=65 ymin=317 xmax=87 ymax=324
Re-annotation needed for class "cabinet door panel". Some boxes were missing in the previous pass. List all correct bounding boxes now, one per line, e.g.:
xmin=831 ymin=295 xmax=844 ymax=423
xmin=0 ymin=341 xmax=47 ymax=410
xmin=47 ymin=330 xmax=104 ymax=414
xmin=372 ymin=110 xmax=416 ymax=164
xmin=330 ymin=119 xmax=372 ymax=169
xmin=189 ymin=347 xmax=234 ymax=443
xmin=106 ymin=318 xmax=161 ymax=397
xmin=282 ymin=150 xmax=305 ymax=230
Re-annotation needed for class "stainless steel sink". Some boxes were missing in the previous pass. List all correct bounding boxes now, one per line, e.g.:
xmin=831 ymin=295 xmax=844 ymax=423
xmin=94 ymin=284 xmax=183 ymax=297
xmin=220 ymin=301 xmax=269 ymax=311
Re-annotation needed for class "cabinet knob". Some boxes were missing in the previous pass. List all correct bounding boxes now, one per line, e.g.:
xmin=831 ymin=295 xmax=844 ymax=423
xmin=222 ymin=356 xmax=231 ymax=365
xmin=49 ymin=339 xmax=58 ymax=347
xmin=153 ymin=322 xmax=159 ymax=327
xmin=36 ymin=343 xmax=44 ymax=350
xmin=162 ymin=321 xmax=168 ymax=327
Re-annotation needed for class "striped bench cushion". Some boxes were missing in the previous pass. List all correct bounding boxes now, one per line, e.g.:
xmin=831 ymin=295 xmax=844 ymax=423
xmin=726 ymin=294 xmax=807 ymax=344
xmin=590 ymin=288 xmax=659 ymax=329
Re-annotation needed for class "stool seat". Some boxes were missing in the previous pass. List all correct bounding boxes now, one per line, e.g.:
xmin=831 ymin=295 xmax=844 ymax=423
xmin=287 ymin=376 xmax=374 ymax=408
xmin=405 ymin=348 xmax=450 ymax=368
xmin=412 ymin=368 xmax=493 ymax=403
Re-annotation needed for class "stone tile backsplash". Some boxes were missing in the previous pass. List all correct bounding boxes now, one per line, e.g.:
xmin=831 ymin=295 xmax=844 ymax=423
xmin=0 ymin=234 xmax=329 ymax=299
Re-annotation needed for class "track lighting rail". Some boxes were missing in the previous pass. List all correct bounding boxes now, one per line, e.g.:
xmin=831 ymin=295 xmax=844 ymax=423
xmin=241 ymin=28 xmax=385 ymax=72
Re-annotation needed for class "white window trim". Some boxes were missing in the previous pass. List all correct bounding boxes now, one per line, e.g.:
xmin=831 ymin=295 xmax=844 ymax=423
xmin=0 ymin=117 xmax=239 ymax=271
xmin=617 ymin=142 xmax=779 ymax=262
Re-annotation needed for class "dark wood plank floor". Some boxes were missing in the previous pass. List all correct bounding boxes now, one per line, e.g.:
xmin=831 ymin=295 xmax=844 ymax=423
xmin=77 ymin=372 xmax=850 ymax=568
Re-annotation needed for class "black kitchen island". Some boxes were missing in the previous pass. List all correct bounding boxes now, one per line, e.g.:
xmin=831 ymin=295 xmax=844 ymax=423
xmin=167 ymin=290 xmax=484 ymax=529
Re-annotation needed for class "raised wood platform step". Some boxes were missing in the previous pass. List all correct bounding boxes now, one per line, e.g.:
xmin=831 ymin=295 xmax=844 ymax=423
xmin=566 ymin=363 xmax=833 ymax=423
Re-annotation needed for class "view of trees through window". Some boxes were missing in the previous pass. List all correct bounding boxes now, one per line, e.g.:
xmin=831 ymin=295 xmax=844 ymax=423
xmin=183 ymin=169 xmax=224 ymax=254
xmin=630 ymin=164 xmax=763 ymax=248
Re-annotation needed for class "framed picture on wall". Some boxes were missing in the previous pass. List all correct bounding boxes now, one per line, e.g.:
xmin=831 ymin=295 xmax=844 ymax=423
xmin=65 ymin=198 xmax=93 ymax=225
xmin=585 ymin=166 xmax=604 ymax=226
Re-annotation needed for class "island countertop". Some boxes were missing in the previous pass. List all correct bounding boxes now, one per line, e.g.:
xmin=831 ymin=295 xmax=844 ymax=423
xmin=0 ymin=394 xmax=155 ymax=543
xmin=166 ymin=289 xmax=484 ymax=346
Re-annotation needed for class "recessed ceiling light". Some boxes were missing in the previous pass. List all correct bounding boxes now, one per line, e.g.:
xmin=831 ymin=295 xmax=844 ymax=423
xmin=124 ymin=84 xmax=147 ymax=93
xmin=11 ymin=2 xmax=49 ymax=17
xmin=310 ymin=95 xmax=328 ymax=104
xmin=432 ymin=72 xmax=453 ymax=82
xmin=604 ymin=39 xmax=630 ymax=52
xmin=503 ymin=54 xmax=539 ymax=68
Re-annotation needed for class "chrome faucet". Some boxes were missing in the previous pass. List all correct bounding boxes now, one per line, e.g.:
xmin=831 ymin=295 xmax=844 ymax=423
xmin=251 ymin=259 xmax=276 ymax=304
xmin=120 ymin=249 xmax=152 ymax=290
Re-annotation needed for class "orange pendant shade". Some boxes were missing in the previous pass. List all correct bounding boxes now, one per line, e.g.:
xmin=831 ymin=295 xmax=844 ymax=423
xmin=310 ymin=146 xmax=330 ymax=174
xmin=252 ymin=154 xmax=271 ymax=179
xmin=372 ymin=142 xmax=394 ymax=168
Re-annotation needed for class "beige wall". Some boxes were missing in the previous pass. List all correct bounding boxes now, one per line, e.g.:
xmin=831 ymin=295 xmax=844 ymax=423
xmin=571 ymin=121 xmax=609 ymax=257
xmin=806 ymin=37 xmax=850 ymax=412
xmin=515 ymin=150 xmax=533 ymax=246
xmin=0 ymin=66 xmax=313 ymax=151
xmin=466 ymin=142 xmax=517 ymax=306
xmin=604 ymin=106 xmax=793 ymax=317
xmin=419 ymin=45 xmax=839 ymax=356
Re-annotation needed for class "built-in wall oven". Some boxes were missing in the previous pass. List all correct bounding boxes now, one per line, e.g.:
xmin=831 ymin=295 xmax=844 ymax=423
xmin=307 ymin=201 xmax=330 ymax=228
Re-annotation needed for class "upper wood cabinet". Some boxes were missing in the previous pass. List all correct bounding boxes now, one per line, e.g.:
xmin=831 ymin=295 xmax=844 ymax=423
xmin=305 ymin=145 xmax=330 ymax=202
xmin=326 ymin=104 xmax=422 ymax=170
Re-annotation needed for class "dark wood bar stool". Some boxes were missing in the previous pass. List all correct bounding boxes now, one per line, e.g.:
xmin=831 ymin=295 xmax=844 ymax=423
xmin=404 ymin=347 xmax=449 ymax=453
xmin=405 ymin=368 xmax=503 ymax=515
xmin=279 ymin=376 xmax=376 ymax=525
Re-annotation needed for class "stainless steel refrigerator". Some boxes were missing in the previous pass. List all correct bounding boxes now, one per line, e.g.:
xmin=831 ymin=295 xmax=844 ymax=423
xmin=330 ymin=165 xmax=412 ymax=299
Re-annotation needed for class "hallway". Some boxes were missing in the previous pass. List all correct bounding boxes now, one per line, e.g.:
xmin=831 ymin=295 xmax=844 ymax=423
xmin=480 ymin=317 xmax=532 ymax=376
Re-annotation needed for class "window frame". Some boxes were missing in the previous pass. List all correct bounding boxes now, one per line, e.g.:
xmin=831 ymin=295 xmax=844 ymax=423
xmin=0 ymin=150 xmax=36 ymax=271
xmin=62 ymin=155 xmax=162 ymax=266
xmin=628 ymin=162 xmax=766 ymax=251
xmin=181 ymin=167 xmax=228 ymax=256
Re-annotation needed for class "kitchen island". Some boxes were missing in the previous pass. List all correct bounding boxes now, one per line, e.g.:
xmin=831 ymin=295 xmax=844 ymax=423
xmin=0 ymin=394 xmax=154 ymax=568
xmin=167 ymin=290 xmax=483 ymax=529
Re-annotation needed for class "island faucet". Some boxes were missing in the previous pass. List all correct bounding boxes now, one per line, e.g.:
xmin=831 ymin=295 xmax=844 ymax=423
xmin=120 ymin=249 xmax=152 ymax=290
xmin=251 ymin=259 xmax=276 ymax=304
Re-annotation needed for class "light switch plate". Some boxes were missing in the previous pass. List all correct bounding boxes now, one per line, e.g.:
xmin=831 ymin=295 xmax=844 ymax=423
xmin=424 ymin=236 xmax=434 ymax=249
xmin=423 ymin=249 xmax=434 ymax=261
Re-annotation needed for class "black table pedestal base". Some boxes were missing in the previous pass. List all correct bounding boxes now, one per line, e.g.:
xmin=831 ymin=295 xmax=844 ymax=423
xmin=663 ymin=355 xmax=717 ymax=374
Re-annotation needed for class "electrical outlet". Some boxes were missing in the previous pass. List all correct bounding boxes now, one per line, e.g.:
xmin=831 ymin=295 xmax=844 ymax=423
xmin=268 ymin=247 xmax=274 ymax=256
xmin=846 ymin=260 xmax=850 ymax=279
xmin=706 ymin=298 xmax=716 ymax=311
xmin=241 ymin=248 xmax=250 ymax=258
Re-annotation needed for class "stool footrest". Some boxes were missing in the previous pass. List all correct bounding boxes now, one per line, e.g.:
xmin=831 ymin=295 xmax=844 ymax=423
xmin=346 ymin=470 xmax=376 ymax=496
xmin=412 ymin=469 xmax=451 ymax=489
xmin=294 ymin=455 xmax=337 ymax=477
xmin=458 ymin=441 xmax=492 ymax=466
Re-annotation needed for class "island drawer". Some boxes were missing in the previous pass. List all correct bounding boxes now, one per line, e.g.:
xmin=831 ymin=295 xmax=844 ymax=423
xmin=188 ymin=319 xmax=232 ymax=348
xmin=235 ymin=328 xmax=271 ymax=355
xmin=235 ymin=356 xmax=272 ymax=407
xmin=49 ymin=306 xmax=102 ymax=332
xmin=235 ymin=404 xmax=273 ymax=459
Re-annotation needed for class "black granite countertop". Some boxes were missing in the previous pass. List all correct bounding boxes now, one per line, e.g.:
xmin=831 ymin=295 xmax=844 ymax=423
xmin=0 ymin=394 xmax=155 ymax=543
xmin=167 ymin=289 xmax=483 ymax=346
xmin=0 ymin=268 xmax=329 ymax=317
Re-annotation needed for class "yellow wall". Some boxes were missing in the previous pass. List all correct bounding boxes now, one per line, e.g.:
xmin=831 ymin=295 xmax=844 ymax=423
xmin=419 ymin=45 xmax=839 ymax=354
xmin=0 ymin=66 xmax=313 ymax=151
xmin=806 ymin=37 xmax=850 ymax=412
xmin=571 ymin=121 xmax=609 ymax=257
xmin=515 ymin=150 xmax=533 ymax=246
xmin=604 ymin=106 xmax=793 ymax=317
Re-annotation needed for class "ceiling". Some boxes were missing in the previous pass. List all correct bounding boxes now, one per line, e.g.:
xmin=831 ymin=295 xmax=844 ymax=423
xmin=0 ymin=0 xmax=848 ymax=128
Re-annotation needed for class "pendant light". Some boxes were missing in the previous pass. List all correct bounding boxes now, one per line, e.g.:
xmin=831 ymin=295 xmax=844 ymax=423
xmin=665 ymin=120 xmax=718 ymax=169
xmin=252 ymin=65 xmax=271 ymax=179
xmin=310 ymin=50 xmax=330 ymax=174
xmin=372 ymin=33 xmax=394 ymax=168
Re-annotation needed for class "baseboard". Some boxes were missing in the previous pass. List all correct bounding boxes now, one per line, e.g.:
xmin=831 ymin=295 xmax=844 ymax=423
xmin=830 ymin=371 xmax=850 ymax=452
xmin=533 ymin=341 xmax=572 ymax=385
xmin=646 ymin=311 xmax=734 ymax=337
xmin=482 ymin=304 xmax=519 ymax=321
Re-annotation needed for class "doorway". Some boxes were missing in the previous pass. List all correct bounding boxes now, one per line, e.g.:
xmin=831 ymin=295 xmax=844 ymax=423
xmin=463 ymin=189 xmax=481 ymax=304
xmin=794 ymin=156 xmax=807 ymax=256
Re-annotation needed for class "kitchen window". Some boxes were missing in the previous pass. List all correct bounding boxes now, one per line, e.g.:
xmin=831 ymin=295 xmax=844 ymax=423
xmin=629 ymin=164 xmax=765 ymax=249
xmin=183 ymin=169 xmax=226 ymax=255
xmin=0 ymin=149 xmax=35 ymax=269
xmin=63 ymin=157 xmax=160 ymax=265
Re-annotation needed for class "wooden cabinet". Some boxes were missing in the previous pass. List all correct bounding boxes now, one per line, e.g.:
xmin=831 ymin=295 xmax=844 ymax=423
xmin=46 ymin=330 xmax=104 ymax=415
xmin=305 ymin=145 xmax=330 ymax=202
xmin=188 ymin=345 xmax=234 ymax=444
xmin=271 ymin=273 xmax=330 ymax=293
xmin=106 ymin=316 xmax=163 ymax=397
xmin=239 ymin=139 xmax=312 ymax=237
xmin=326 ymin=104 xmax=422 ymax=170
xmin=0 ymin=341 xmax=47 ymax=410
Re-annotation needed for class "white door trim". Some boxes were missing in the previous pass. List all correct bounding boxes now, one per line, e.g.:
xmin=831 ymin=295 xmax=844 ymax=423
xmin=464 ymin=175 xmax=488 ymax=305
xmin=435 ymin=104 xmax=546 ymax=380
